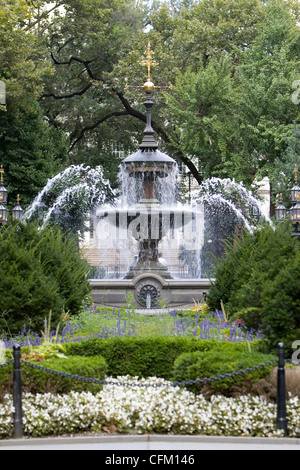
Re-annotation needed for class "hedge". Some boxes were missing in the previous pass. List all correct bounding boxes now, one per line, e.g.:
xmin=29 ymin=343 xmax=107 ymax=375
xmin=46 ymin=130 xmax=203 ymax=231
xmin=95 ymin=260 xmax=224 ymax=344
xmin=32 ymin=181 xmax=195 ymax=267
xmin=65 ymin=336 xmax=265 ymax=380
xmin=173 ymin=347 xmax=276 ymax=395
xmin=0 ymin=355 xmax=107 ymax=398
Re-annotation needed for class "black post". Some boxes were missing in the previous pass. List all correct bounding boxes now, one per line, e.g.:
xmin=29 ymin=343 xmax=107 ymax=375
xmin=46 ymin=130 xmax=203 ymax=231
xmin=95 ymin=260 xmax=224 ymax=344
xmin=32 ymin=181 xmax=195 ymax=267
xmin=276 ymin=342 xmax=288 ymax=436
xmin=13 ymin=344 xmax=23 ymax=438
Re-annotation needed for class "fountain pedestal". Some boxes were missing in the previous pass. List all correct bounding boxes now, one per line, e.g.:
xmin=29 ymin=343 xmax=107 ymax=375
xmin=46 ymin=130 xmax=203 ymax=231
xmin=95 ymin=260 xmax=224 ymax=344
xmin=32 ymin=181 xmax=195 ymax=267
xmin=90 ymin=274 xmax=211 ymax=308
xmin=123 ymin=198 xmax=173 ymax=280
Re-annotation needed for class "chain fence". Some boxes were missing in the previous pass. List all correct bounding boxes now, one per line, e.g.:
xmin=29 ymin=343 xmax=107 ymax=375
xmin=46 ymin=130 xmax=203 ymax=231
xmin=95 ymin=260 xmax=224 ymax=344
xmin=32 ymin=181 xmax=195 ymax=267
xmin=0 ymin=355 xmax=279 ymax=388
xmin=19 ymin=358 xmax=278 ymax=388
xmin=0 ymin=343 xmax=298 ymax=438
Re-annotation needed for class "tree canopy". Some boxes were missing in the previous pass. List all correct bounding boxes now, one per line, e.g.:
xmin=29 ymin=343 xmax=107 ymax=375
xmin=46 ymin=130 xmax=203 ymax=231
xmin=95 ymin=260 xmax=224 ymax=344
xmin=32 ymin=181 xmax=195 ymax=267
xmin=0 ymin=0 xmax=299 ymax=205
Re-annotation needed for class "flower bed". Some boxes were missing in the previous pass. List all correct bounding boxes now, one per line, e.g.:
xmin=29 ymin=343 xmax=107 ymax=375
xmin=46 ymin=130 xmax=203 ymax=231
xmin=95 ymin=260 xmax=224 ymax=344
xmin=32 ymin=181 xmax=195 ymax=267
xmin=1 ymin=308 xmax=263 ymax=349
xmin=1 ymin=376 xmax=300 ymax=439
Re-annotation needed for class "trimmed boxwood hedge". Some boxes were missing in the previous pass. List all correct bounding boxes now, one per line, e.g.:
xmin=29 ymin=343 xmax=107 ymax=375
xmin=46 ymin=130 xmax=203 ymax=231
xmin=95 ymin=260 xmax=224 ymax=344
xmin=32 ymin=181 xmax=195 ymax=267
xmin=64 ymin=336 xmax=267 ymax=381
xmin=0 ymin=355 xmax=107 ymax=398
xmin=173 ymin=347 xmax=276 ymax=395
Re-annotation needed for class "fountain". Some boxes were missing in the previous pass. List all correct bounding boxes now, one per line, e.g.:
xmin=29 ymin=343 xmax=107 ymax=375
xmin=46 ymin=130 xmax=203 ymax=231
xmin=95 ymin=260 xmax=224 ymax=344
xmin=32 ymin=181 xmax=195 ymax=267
xmin=24 ymin=45 xmax=272 ymax=309
xmin=84 ymin=45 xmax=214 ymax=308
xmin=87 ymin=46 xmax=273 ymax=308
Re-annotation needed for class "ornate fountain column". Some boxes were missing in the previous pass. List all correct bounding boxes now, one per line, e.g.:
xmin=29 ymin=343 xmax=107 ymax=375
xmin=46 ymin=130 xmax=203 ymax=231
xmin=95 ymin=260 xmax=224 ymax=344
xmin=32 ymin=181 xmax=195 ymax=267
xmin=90 ymin=42 xmax=210 ymax=309
xmin=121 ymin=47 xmax=177 ymax=282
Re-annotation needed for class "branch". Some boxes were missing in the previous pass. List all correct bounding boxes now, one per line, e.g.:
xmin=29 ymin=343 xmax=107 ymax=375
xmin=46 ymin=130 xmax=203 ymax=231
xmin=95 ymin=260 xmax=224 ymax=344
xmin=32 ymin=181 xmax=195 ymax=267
xmin=42 ymin=82 xmax=93 ymax=100
xmin=50 ymin=52 xmax=97 ymax=81
xmin=69 ymin=110 xmax=129 ymax=151
xmin=26 ymin=2 xmax=65 ymax=30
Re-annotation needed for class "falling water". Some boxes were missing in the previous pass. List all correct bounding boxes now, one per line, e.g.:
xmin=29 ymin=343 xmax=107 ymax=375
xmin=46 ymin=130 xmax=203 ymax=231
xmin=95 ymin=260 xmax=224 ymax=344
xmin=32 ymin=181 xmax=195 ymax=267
xmin=23 ymin=160 xmax=273 ymax=281
xmin=146 ymin=293 xmax=152 ymax=309
xmin=196 ymin=177 xmax=273 ymax=228
xmin=118 ymin=163 xmax=179 ymax=207
xmin=24 ymin=165 xmax=86 ymax=219
xmin=24 ymin=165 xmax=115 ymax=227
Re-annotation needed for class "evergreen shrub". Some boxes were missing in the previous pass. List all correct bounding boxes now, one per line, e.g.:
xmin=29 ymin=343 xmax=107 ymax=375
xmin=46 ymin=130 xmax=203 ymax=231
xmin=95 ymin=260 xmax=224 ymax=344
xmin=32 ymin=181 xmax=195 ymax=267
xmin=0 ymin=355 xmax=107 ymax=397
xmin=65 ymin=336 xmax=265 ymax=380
xmin=0 ymin=221 xmax=91 ymax=335
xmin=207 ymin=223 xmax=300 ymax=353
xmin=173 ymin=343 xmax=276 ymax=395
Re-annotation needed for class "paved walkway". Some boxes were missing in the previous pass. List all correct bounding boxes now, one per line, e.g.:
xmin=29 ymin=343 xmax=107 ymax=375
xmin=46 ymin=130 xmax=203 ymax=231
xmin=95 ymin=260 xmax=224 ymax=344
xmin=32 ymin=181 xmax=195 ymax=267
xmin=1 ymin=435 xmax=300 ymax=450
xmin=134 ymin=305 xmax=194 ymax=315
xmin=97 ymin=304 xmax=195 ymax=315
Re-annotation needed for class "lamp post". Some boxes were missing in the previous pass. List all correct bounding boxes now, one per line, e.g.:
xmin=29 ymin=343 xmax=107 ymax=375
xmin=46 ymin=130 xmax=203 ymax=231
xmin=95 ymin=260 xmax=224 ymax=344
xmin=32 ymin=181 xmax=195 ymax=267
xmin=12 ymin=194 xmax=24 ymax=221
xmin=275 ymin=165 xmax=300 ymax=238
xmin=0 ymin=165 xmax=23 ymax=225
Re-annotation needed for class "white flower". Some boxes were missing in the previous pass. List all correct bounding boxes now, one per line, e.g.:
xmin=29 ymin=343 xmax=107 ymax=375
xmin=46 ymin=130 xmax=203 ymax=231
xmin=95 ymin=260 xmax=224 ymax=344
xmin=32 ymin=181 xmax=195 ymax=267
xmin=0 ymin=376 xmax=299 ymax=438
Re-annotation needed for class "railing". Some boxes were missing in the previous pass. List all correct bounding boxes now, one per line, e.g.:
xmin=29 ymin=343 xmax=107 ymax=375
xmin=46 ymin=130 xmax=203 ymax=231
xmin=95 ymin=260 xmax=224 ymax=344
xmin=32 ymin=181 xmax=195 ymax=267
xmin=0 ymin=343 xmax=296 ymax=438
xmin=89 ymin=264 xmax=198 ymax=279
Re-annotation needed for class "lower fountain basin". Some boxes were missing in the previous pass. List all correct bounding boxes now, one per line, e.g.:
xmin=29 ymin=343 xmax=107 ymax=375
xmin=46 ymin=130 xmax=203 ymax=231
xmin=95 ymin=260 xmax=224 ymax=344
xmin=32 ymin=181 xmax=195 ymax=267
xmin=90 ymin=273 xmax=212 ymax=308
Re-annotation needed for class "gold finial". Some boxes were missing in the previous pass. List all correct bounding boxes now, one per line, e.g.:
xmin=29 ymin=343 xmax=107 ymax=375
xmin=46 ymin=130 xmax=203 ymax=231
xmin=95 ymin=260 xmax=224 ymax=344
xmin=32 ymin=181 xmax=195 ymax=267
xmin=140 ymin=40 xmax=158 ymax=93
xmin=17 ymin=194 xmax=20 ymax=203
xmin=294 ymin=164 xmax=298 ymax=184
xmin=0 ymin=165 xmax=4 ymax=184
xmin=125 ymin=41 xmax=172 ymax=94
xmin=279 ymin=193 xmax=283 ymax=202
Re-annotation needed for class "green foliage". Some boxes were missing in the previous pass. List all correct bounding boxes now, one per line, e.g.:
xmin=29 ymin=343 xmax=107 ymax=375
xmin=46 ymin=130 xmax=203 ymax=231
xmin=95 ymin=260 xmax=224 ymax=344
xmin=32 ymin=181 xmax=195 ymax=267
xmin=0 ymin=1 xmax=67 ymax=204
xmin=0 ymin=0 xmax=52 ymax=104
xmin=270 ymin=123 xmax=300 ymax=206
xmin=1 ymin=0 xmax=300 ymax=198
xmin=22 ymin=343 xmax=68 ymax=362
xmin=0 ymin=355 xmax=107 ymax=396
xmin=0 ymin=221 xmax=91 ymax=335
xmin=64 ymin=336 xmax=260 ymax=380
xmin=173 ymin=343 xmax=276 ymax=395
xmin=207 ymin=222 xmax=300 ymax=352
xmin=0 ymin=101 xmax=68 ymax=207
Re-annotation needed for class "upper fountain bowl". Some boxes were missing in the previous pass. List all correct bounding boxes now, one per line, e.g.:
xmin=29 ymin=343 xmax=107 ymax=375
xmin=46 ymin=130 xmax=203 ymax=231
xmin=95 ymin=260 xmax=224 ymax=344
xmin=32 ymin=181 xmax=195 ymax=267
xmin=121 ymin=149 xmax=176 ymax=177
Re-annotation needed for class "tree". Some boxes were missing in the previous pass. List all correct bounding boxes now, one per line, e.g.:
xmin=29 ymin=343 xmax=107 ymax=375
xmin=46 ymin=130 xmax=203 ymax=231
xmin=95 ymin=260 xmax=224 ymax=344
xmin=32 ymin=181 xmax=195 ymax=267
xmin=41 ymin=0 xmax=147 ymax=179
xmin=38 ymin=0 xmax=300 ymax=191
xmin=269 ymin=123 xmax=300 ymax=208
xmin=158 ymin=0 xmax=300 ymax=186
xmin=0 ymin=221 xmax=91 ymax=335
xmin=0 ymin=101 xmax=68 ymax=207
xmin=163 ymin=57 xmax=243 ymax=182
xmin=206 ymin=222 xmax=300 ymax=353
xmin=0 ymin=0 xmax=68 ymax=205
xmin=236 ymin=0 xmax=300 ymax=182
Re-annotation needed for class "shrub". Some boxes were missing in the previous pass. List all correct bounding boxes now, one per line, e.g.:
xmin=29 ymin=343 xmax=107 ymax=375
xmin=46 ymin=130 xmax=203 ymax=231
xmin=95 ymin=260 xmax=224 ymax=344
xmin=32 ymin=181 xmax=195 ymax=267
xmin=0 ymin=355 xmax=107 ymax=398
xmin=0 ymin=221 xmax=91 ymax=335
xmin=173 ymin=343 xmax=276 ymax=395
xmin=65 ymin=336 xmax=266 ymax=380
xmin=65 ymin=336 xmax=214 ymax=379
xmin=207 ymin=222 xmax=300 ymax=353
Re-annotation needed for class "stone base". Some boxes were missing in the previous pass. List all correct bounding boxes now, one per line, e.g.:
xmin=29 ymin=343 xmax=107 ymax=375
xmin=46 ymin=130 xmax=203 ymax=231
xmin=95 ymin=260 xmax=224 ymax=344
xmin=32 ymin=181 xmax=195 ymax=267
xmin=124 ymin=261 xmax=173 ymax=280
xmin=90 ymin=273 xmax=213 ymax=308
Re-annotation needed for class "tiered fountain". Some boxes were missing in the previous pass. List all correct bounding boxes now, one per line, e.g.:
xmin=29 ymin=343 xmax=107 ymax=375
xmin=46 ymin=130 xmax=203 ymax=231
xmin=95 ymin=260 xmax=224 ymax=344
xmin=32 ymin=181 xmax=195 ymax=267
xmin=90 ymin=50 xmax=208 ymax=308
xmin=24 ymin=44 xmax=271 ymax=309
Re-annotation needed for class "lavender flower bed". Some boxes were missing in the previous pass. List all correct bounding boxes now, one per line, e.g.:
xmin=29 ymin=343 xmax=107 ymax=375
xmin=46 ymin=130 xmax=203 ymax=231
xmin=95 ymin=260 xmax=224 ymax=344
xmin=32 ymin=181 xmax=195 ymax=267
xmin=1 ymin=307 xmax=263 ymax=350
xmin=170 ymin=311 xmax=263 ymax=342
